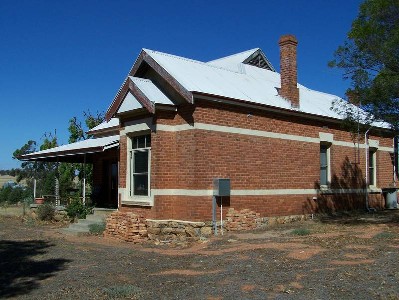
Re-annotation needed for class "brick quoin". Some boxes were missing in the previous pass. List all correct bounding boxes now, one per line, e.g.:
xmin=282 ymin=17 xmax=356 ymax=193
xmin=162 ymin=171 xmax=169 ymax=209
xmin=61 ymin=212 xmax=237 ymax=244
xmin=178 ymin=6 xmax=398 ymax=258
xmin=118 ymin=100 xmax=394 ymax=221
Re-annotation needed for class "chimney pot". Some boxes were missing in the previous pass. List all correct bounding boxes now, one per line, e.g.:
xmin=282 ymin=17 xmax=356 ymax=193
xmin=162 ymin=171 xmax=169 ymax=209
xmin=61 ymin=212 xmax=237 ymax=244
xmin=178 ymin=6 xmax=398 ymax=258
xmin=278 ymin=34 xmax=299 ymax=108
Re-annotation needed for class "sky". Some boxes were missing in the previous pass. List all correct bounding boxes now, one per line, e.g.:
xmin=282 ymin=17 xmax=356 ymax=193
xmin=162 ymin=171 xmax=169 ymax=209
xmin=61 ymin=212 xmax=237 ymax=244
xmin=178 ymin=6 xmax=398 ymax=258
xmin=0 ymin=0 xmax=364 ymax=170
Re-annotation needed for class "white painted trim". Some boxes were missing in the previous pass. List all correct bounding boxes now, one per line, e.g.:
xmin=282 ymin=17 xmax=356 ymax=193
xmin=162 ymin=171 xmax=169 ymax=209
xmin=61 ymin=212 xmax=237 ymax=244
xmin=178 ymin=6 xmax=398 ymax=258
xmin=121 ymin=123 xmax=151 ymax=135
xmin=319 ymin=132 xmax=334 ymax=143
xmin=119 ymin=187 xmax=155 ymax=206
xmin=150 ymin=188 xmax=375 ymax=197
xmin=152 ymin=189 xmax=213 ymax=196
xmin=231 ymin=189 xmax=317 ymax=195
xmin=156 ymin=123 xmax=393 ymax=152
xmin=369 ymin=139 xmax=379 ymax=149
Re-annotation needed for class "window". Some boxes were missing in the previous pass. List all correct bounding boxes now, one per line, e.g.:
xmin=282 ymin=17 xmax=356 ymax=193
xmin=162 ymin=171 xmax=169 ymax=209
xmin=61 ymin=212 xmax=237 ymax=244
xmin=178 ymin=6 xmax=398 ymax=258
xmin=369 ymin=149 xmax=376 ymax=186
xmin=320 ymin=144 xmax=330 ymax=186
xmin=129 ymin=134 xmax=151 ymax=197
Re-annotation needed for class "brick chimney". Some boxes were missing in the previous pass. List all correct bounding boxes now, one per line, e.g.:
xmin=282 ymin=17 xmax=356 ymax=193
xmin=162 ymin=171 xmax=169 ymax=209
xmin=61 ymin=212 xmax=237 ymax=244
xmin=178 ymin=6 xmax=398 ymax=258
xmin=278 ymin=34 xmax=299 ymax=108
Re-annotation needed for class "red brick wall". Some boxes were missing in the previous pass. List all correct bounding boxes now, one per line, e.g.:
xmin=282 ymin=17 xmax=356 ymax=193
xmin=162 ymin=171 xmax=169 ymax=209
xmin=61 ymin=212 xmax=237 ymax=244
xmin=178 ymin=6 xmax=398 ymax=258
xmin=119 ymin=100 xmax=394 ymax=220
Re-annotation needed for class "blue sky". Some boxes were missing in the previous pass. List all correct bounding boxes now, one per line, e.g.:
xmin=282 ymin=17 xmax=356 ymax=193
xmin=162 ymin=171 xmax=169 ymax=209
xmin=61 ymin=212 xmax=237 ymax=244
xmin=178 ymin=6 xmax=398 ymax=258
xmin=0 ymin=0 xmax=363 ymax=170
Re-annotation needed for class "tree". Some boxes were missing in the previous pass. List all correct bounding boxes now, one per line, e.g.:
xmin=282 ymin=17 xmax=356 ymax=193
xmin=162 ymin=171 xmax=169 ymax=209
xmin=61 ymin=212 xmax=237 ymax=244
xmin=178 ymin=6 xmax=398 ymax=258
xmin=13 ymin=110 xmax=104 ymax=201
xmin=12 ymin=134 xmax=59 ymax=196
xmin=329 ymin=0 xmax=399 ymax=131
xmin=67 ymin=110 xmax=104 ymax=189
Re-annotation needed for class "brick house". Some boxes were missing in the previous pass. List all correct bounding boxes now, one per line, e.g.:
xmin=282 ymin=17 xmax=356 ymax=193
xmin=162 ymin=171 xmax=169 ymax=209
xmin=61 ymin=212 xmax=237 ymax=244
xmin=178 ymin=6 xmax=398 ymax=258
xmin=22 ymin=35 xmax=396 ymax=222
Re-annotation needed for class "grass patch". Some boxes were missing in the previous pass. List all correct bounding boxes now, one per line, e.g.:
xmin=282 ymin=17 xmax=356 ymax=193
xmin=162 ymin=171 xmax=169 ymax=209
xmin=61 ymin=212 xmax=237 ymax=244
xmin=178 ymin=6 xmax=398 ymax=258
xmin=89 ymin=222 xmax=106 ymax=235
xmin=103 ymin=284 xmax=143 ymax=299
xmin=291 ymin=228 xmax=311 ymax=236
xmin=373 ymin=231 xmax=396 ymax=239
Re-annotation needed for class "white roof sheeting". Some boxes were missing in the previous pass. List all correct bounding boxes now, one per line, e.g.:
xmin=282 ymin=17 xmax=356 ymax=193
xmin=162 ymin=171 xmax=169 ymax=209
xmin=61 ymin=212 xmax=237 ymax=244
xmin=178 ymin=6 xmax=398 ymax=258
xmin=20 ymin=135 xmax=119 ymax=160
xmin=129 ymin=77 xmax=174 ymax=105
xmin=207 ymin=48 xmax=261 ymax=72
xmin=143 ymin=49 xmax=346 ymax=120
xmin=89 ymin=118 xmax=119 ymax=133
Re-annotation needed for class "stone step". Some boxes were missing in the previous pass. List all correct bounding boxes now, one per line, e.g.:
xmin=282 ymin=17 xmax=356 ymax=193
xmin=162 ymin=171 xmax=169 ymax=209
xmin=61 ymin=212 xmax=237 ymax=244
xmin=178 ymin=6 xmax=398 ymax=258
xmin=92 ymin=208 xmax=117 ymax=217
xmin=60 ymin=208 xmax=115 ymax=236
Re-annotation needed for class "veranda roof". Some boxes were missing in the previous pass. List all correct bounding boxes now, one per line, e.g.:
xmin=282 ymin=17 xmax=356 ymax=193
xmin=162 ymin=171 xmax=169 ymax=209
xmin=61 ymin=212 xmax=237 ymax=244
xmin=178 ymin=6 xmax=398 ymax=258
xmin=19 ymin=135 xmax=119 ymax=163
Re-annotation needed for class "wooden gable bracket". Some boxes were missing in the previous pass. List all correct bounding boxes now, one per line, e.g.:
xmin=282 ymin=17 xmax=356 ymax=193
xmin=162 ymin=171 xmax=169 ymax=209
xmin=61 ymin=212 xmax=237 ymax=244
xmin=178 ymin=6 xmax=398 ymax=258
xmin=106 ymin=78 xmax=129 ymax=121
xmin=105 ymin=77 xmax=155 ymax=121
xmin=129 ymin=50 xmax=193 ymax=104
xmin=128 ymin=78 xmax=155 ymax=114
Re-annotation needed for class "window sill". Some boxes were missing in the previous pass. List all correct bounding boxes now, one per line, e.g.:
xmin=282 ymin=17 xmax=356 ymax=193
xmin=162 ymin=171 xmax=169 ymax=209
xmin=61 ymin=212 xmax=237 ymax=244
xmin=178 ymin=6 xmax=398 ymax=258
xmin=368 ymin=186 xmax=381 ymax=193
xmin=121 ymin=200 xmax=153 ymax=207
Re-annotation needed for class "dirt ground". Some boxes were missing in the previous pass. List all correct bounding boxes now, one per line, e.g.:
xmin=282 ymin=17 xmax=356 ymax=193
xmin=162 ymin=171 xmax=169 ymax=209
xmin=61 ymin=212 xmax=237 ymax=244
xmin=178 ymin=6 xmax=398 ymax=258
xmin=1 ymin=211 xmax=399 ymax=300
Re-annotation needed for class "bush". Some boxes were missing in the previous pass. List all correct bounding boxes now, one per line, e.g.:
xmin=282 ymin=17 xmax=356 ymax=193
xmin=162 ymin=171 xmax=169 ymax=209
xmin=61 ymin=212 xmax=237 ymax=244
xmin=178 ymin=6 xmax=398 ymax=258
xmin=89 ymin=222 xmax=106 ymax=235
xmin=0 ymin=186 xmax=30 ymax=204
xmin=37 ymin=203 xmax=55 ymax=221
xmin=291 ymin=228 xmax=311 ymax=236
xmin=103 ymin=284 xmax=143 ymax=299
xmin=373 ymin=232 xmax=395 ymax=239
xmin=65 ymin=197 xmax=92 ymax=220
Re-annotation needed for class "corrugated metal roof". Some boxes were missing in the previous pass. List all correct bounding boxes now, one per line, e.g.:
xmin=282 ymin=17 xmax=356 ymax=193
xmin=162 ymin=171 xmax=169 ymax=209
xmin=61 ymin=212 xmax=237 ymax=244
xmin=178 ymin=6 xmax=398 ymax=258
xmin=144 ymin=49 xmax=345 ymax=117
xmin=89 ymin=118 xmax=119 ymax=133
xmin=129 ymin=77 xmax=174 ymax=105
xmin=208 ymin=48 xmax=275 ymax=72
xmin=20 ymin=135 xmax=119 ymax=160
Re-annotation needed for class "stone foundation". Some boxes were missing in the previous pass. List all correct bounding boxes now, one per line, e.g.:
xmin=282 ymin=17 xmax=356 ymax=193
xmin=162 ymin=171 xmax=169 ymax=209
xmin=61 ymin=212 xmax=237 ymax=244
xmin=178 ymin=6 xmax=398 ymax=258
xmin=104 ymin=212 xmax=213 ymax=243
xmin=104 ymin=212 xmax=148 ymax=243
xmin=104 ymin=209 xmax=311 ymax=244
xmin=146 ymin=219 xmax=212 ymax=242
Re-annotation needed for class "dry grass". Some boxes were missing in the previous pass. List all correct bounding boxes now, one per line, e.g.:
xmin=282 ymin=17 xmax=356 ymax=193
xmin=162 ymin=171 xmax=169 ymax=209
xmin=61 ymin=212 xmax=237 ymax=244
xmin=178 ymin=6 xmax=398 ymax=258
xmin=0 ymin=175 xmax=17 ymax=188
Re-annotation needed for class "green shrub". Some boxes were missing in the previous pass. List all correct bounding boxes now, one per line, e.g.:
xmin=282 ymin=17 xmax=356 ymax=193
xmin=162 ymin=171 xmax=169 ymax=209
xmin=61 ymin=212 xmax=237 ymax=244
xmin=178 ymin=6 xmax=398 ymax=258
xmin=37 ymin=203 xmax=55 ymax=221
xmin=291 ymin=228 xmax=311 ymax=236
xmin=103 ymin=284 xmax=143 ymax=299
xmin=65 ymin=197 xmax=92 ymax=220
xmin=0 ymin=186 xmax=31 ymax=204
xmin=89 ymin=222 xmax=106 ymax=235
xmin=373 ymin=232 xmax=395 ymax=239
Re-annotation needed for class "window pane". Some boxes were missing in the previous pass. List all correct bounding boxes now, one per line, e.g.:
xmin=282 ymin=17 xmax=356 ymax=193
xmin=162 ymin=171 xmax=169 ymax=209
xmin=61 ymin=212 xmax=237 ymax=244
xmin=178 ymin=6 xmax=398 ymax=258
xmin=137 ymin=136 xmax=146 ymax=148
xmin=369 ymin=167 xmax=374 ymax=185
xmin=320 ymin=167 xmax=327 ymax=185
xmin=320 ymin=145 xmax=328 ymax=185
xmin=134 ymin=150 xmax=148 ymax=173
xmin=146 ymin=135 xmax=151 ymax=148
xmin=134 ymin=174 xmax=148 ymax=195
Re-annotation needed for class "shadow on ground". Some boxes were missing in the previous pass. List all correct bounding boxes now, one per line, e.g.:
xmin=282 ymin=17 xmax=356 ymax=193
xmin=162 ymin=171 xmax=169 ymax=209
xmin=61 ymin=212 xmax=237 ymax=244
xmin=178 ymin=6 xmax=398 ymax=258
xmin=315 ymin=209 xmax=399 ymax=226
xmin=0 ymin=239 xmax=71 ymax=298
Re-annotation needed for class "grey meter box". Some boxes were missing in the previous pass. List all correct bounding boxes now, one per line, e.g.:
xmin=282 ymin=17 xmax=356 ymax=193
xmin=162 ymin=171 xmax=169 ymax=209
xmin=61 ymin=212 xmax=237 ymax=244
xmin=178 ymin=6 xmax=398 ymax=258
xmin=213 ymin=178 xmax=230 ymax=196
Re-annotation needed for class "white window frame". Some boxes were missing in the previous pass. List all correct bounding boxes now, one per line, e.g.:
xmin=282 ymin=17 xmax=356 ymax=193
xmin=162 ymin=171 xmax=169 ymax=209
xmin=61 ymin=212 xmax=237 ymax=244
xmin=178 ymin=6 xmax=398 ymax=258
xmin=368 ymin=149 xmax=377 ymax=187
xmin=320 ymin=143 xmax=331 ymax=188
xmin=127 ymin=133 xmax=151 ymax=201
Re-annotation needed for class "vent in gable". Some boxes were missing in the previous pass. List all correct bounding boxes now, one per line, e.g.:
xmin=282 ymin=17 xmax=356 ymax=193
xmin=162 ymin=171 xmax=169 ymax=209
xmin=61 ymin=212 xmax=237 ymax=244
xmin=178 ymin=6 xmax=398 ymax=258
xmin=243 ymin=49 xmax=275 ymax=72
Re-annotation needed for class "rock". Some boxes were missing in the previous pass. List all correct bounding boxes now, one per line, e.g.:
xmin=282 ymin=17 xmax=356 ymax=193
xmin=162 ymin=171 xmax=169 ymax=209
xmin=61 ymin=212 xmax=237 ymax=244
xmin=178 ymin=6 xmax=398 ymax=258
xmin=200 ymin=226 xmax=212 ymax=236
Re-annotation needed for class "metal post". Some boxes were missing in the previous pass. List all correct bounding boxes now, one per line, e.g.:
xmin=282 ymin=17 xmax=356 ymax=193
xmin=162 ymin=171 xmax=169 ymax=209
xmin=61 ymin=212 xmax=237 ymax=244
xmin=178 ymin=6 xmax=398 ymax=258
xmin=212 ymin=196 xmax=217 ymax=235
xmin=55 ymin=177 xmax=60 ymax=206
xmin=33 ymin=178 xmax=36 ymax=200
xmin=220 ymin=196 xmax=223 ymax=235
xmin=365 ymin=128 xmax=372 ymax=211
xmin=83 ymin=154 xmax=86 ymax=206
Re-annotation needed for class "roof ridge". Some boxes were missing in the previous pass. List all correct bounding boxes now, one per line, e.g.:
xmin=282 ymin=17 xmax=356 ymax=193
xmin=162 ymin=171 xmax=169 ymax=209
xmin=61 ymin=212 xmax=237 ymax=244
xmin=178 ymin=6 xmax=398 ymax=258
xmin=207 ymin=48 xmax=260 ymax=63
xmin=143 ymin=48 xmax=249 ymax=75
